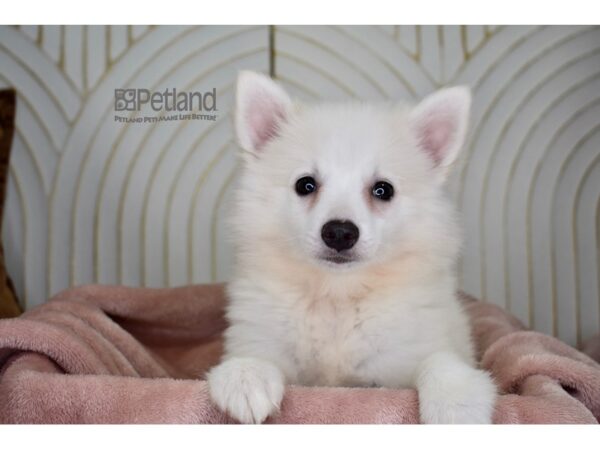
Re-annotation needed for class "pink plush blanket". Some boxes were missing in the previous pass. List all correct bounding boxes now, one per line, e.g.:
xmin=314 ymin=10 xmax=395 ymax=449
xmin=0 ymin=284 xmax=599 ymax=424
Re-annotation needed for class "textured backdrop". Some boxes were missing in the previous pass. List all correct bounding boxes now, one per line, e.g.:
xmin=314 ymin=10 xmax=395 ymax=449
xmin=0 ymin=25 xmax=598 ymax=347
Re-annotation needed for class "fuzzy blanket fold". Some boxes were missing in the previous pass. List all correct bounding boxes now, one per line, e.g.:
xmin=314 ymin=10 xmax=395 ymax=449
xmin=0 ymin=284 xmax=599 ymax=424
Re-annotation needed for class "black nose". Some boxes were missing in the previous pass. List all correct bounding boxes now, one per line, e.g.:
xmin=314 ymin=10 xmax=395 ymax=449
xmin=321 ymin=220 xmax=359 ymax=252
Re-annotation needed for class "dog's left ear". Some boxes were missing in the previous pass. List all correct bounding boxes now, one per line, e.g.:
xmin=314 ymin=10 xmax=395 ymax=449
xmin=409 ymin=86 xmax=471 ymax=183
xmin=235 ymin=71 xmax=292 ymax=155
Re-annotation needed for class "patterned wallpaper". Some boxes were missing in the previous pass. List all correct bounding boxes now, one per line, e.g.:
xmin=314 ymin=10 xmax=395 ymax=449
xmin=0 ymin=25 xmax=599 ymax=347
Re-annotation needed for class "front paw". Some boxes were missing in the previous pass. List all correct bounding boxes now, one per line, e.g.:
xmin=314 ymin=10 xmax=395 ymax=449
xmin=417 ymin=354 xmax=496 ymax=424
xmin=206 ymin=357 xmax=285 ymax=424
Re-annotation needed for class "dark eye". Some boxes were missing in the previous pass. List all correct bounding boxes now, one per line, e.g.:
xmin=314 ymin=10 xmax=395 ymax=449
xmin=371 ymin=181 xmax=394 ymax=201
xmin=295 ymin=176 xmax=318 ymax=196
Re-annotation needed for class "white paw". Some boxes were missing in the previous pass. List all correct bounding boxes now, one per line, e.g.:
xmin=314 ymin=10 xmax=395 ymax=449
xmin=417 ymin=354 xmax=496 ymax=424
xmin=207 ymin=357 xmax=285 ymax=424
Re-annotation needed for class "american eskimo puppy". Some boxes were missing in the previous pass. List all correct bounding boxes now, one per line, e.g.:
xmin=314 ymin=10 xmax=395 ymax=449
xmin=207 ymin=71 xmax=496 ymax=424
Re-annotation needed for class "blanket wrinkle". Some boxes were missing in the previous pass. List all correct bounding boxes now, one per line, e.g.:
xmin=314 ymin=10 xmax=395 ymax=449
xmin=0 ymin=284 xmax=599 ymax=424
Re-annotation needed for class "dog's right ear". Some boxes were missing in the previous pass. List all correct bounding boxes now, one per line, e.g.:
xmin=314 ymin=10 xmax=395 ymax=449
xmin=235 ymin=71 xmax=292 ymax=155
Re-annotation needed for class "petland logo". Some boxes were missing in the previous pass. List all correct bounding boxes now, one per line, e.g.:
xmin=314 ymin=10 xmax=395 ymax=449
xmin=114 ymin=88 xmax=218 ymax=123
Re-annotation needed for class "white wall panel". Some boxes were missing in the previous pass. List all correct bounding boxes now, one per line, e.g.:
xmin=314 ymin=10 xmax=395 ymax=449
xmin=0 ymin=25 xmax=268 ymax=308
xmin=0 ymin=25 xmax=598 ymax=347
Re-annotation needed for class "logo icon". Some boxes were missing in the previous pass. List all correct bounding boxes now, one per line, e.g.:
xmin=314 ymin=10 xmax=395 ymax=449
xmin=114 ymin=89 xmax=137 ymax=111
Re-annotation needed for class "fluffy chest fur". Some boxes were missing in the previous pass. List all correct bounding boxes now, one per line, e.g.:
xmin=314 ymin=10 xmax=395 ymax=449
xmin=224 ymin=265 xmax=473 ymax=389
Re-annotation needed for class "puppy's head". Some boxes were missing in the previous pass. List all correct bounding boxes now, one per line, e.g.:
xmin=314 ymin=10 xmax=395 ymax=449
xmin=232 ymin=71 xmax=470 ymax=272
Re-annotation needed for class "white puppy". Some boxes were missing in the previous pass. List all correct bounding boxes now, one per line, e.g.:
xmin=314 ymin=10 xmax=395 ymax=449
xmin=207 ymin=71 xmax=496 ymax=424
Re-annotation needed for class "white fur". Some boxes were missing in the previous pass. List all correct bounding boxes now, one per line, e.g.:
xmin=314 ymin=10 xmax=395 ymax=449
xmin=206 ymin=71 xmax=497 ymax=424
xmin=207 ymin=357 xmax=284 ymax=424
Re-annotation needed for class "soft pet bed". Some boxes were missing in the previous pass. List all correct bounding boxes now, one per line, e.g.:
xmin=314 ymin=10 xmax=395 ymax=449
xmin=0 ymin=284 xmax=599 ymax=424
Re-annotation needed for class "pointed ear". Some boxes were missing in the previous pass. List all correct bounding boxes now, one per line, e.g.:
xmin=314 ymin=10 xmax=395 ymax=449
xmin=409 ymin=86 xmax=471 ymax=182
xmin=234 ymin=71 xmax=292 ymax=155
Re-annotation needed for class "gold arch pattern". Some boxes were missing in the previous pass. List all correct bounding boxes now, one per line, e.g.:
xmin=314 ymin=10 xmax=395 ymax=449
xmin=0 ymin=25 xmax=598 ymax=348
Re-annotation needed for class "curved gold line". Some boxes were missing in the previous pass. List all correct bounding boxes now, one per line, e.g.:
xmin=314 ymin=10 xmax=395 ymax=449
xmin=187 ymin=139 xmax=232 ymax=282
xmin=12 ymin=125 xmax=50 ymax=195
xmin=176 ymin=121 xmax=231 ymax=284
xmin=49 ymin=28 xmax=163 ymax=295
xmin=0 ymin=27 xmax=81 ymax=117
xmin=458 ymin=26 xmax=593 ymax=205
xmin=144 ymin=53 xmax=261 ymax=286
xmin=7 ymin=165 xmax=29 ymax=309
xmin=10 ymin=128 xmax=51 ymax=306
xmin=90 ymin=27 xmax=261 ymax=284
xmin=18 ymin=25 xmax=39 ymax=42
xmin=549 ymin=124 xmax=600 ymax=343
xmin=132 ymin=25 xmax=152 ymax=42
xmin=107 ymin=26 xmax=135 ymax=65
xmin=105 ymin=26 xmax=112 ymax=71
xmin=336 ymin=25 xmax=428 ymax=95
xmin=58 ymin=25 xmax=65 ymax=71
xmin=64 ymin=26 xmax=86 ymax=94
xmin=34 ymin=25 xmax=41 ymax=45
xmin=385 ymin=25 xmax=421 ymax=62
xmin=82 ymin=25 xmax=88 ymax=95
xmin=451 ymin=26 xmax=503 ymax=85
xmin=479 ymin=47 xmax=600 ymax=309
xmin=276 ymin=75 xmax=321 ymax=99
xmin=269 ymin=25 xmax=276 ymax=77
xmin=41 ymin=25 xmax=59 ymax=64
xmin=572 ymin=147 xmax=600 ymax=345
xmin=209 ymin=165 xmax=238 ymax=281
xmin=502 ymin=71 xmax=600 ymax=326
xmin=451 ymin=26 xmax=502 ymax=81
xmin=123 ymin=36 xmax=262 ymax=280
xmin=526 ymin=102 xmax=600 ymax=335
xmin=67 ymin=26 xmax=197 ymax=286
xmin=439 ymin=26 xmax=447 ymax=84
xmin=147 ymin=123 xmax=238 ymax=286
xmin=412 ymin=26 xmax=439 ymax=83
xmin=0 ymin=81 xmax=55 ymax=192
xmin=64 ymin=26 xmax=257 ymax=286
xmin=0 ymin=52 xmax=70 ymax=153
xmin=452 ymin=25 xmax=540 ymax=87
xmin=456 ymin=27 xmax=596 ymax=297
xmin=457 ymin=25 xmax=546 ymax=208
xmin=171 ymin=121 xmax=231 ymax=285
xmin=275 ymin=51 xmax=359 ymax=98
xmin=117 ymin=50 xmax=262 ymax=284
xmin=415 ymin=25 xmax=421 ymax=62
xmin=52 ymin=26 xmax=199 ymax=195
xmin=50 ymin=26 xmax=201 ymax=291
xmin=85 ymin=25 xmax=110 ymax=93
xmin=278 ymin=27 xmax=392 ymax=98
xmin=460 ymin=26 xmax=469 ymax=61
xmin=158 ymin=84 xmax=238 ymax=285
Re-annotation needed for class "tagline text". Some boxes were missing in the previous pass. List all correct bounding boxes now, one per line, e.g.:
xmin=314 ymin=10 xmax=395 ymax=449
xmin=114 ymin=113 xmax=218 ymax=123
